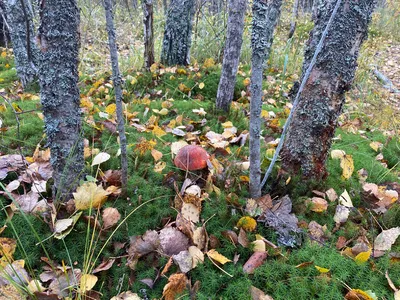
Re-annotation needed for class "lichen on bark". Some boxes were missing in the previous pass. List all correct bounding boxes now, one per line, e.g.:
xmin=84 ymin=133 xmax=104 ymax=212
xmin=160 ymin=0 xmax=195 ymax=66
xmin=281 ymin=0 xmax=376 ymax=179
xmin=216 ymin=0 xmax=247 ymax=112
xmin=4 ymin=0 xmax=39 ymax=88
xmin=249 ymin=0 xmax=283 ymax=198
xmin=38 ymin=0 xmax=84 ymax=201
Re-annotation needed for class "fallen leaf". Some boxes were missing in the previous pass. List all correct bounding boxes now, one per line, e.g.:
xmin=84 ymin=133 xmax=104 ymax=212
xmin=374 ymin=227 xmax=400 ymax=251
xmin=339 ymin=190 xmax=353 ymax=207
xmin=162 ymin=273 xmax=188 ymax=300
xmin=340 ymin=154 xmax=354 ymax=180
xmin=334 ymin=205 xmax=350 ymax=224
xmin=251 ymin=240 xmax=266 ymax=252
xmin=79 ymin=274 xmax=98 ymax=293
xmin=160 ymin=227 xmax=190 ymax=256
xmin=207 ymin=249 xmax=231 ymax=265
xmin=128 ymin=230 xmax=160 ymax=258
xmin=315 ymin=265 xmax=330 ymax=273
xmin=250 ymin=285 xmax=274 ymax=300
xmin=181 ymin=202 xmax=200 ymax=223
xmin=110 ymin=291 xmax=141 ymax=300
xmin=102 ymin=207 xmax=121 ymax=229
xmin=188 ymin=246 xmax=204 ymax=268
xmin=331 ymin=149 xmax=346 ymax=159
xmin=238 ymin=228 xmax=249 ymax=248
xmin=309 ymin=197 xmax=328 ymax=212
xmin=172 ymin=250 xmax=192 ymax=273
xmin=151 ymin=149 xmax=163 ymax=161
xmin=354 ymin=249 xmax=371 ymax=264
xmin=93 ymin=259 xmax=115 ymax=273
xmin=73 ymin=182 xmax=109 ymax=210
xmin=325 ymin=188 xmax=338 ymax=201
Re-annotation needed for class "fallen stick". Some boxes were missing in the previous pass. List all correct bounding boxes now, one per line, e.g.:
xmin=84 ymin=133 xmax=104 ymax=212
xmin=372 ymin=68 xmax=400 ymax=93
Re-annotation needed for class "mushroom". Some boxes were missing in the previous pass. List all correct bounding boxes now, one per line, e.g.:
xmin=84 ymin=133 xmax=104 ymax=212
xmin=174 ymin=145 xmax=209 ymax=171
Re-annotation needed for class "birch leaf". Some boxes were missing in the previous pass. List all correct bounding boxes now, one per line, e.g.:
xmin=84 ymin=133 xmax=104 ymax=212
xmin=339 ymin=190 xmax=353 ymax=207
xmin=73 ymin=182 xmax=110 ymax=210
xmin=340 ymin=154 xmax=354 ymax=179
xmin=79 ymin=274 xmax=98 ymax=293
xmin=374 ymin=227 xmax=400 ymax=251
xmin=207 ymin=249 xmax=231 ymax=265
xmin=315 ymin=265 xmax=330 ymax=273
xmin=354 ymin=249 xmax=371 ymax=264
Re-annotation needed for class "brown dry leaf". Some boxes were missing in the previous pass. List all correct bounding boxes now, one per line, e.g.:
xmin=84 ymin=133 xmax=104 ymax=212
xmin=193 ymin=226 xmax=207 ymax=250
xmin=207 ymin=249 xmax=231 ymax=265
xmin=160 ymin=227 xmax=190 ymax=256
xmin=162 ymin=273 xmax=188 ymax=300
xmin=243 ymin=251 xmax=268 ymax=274
xmin=102 ymin=207 xmax=121 ymax=229
xmin=73 ymin=182 xmax=109 ymax=210
xmin=336 ymin=236 xmax=347 ymax=249
xmin=250 ymin=286 xmax=274 ymax=300
xmin=295 ymin=261 xmax=313 ymax=269
xmin=154 ymin=161 xmax=166 ymax=173
xmin=309 ymin=197 xmax=328 ymax=212
xmin=0 ymin=237 xmax=16 ymax=261
xmin=128 ymin=230 xmax=160 ymax=258
xmin=151 ymin=149 xmax=163 ymax=161
xmin=93 ymin=259 xmax=115 ymax=273
xmin=0 ymin=284 xmax=24 ymax=300
xmin=238 ymin=228 xmax=249 ymax=248
xmin=325 ymin=188 xmax=338 ymax=202
xmin=222 ymin=230 xmax=238 ymax=245
xmin=369 ymin=141 xmax=383 ymax=152
xmin=161 ymin=257 xmax=174 ymax=276
xmin=13 ymin=191 xmax=39 ymax=213
xmin=308 ymin=221 xmax=329 ymax=244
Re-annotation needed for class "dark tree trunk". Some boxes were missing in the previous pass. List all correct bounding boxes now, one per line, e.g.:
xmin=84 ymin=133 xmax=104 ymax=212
xmin=281 ymin=0 xmax=375 ymax=179
xmin=215 ymin=0 xmax=246 ymax=112
xmin=288 ymin=0 xmax=299 ymax=39
xmin=299 ymin=0 xmax=313 ymax=14
xmin=103 ymin=0 xmax=128 ymax=194
xmin=160 ymin=0 xmax=195 ymax=66
xmin=142 ymin=0 xmax=154 ymax=70
xmin=38 ymin=0 xmax=84 ymax=201
xmin=249 ymin=0 xmax=283 ymax=198
xmin=4 ymin=0 xmax=39 ymax=88
xmin=0 ymin=2 xmax=10 ymax=47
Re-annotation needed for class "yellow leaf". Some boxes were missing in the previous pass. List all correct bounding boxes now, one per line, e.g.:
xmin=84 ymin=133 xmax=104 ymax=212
xmin=266 ymin=148 xmax=275 ymax=159
xmin=130 ymin=77 xmax=138 ymax=85
xmin=203 ymin=58 xmax=215 ymax=68
xmin=12 ymin=103 xmax=22 ymax=112
xmin=251 ymin=240 xmax=266 ymax=252
xmin=79 ymin=274 xmax=98 ymax=293
xmin=221 ymin=121 xmax=233 ymax=128
xmin=199 ymin=82 xmax=205 ymax=89
xmin=73 ymin=182 xmax=109 ymax=210
xmin=315 ymin=265 xmax=330 ymax=273
xmin=105 ymin=103 xmax=116 ymax=115
xmin=154 ymin=161 xmax=166 ymax=173
xmin=340 ymin=154 xmax=354 ymax=180
xmin=207 ymin=249 xmax=231 ymax=264
xmin=150 ymin=63 xmax=158 ymax=72
xmin=152 ymin=125 xmax=167 ymax=137
xmin=0 ymin=237 xmax=16 ymax=262
xmin=237 ymin=216 xmax=257 ymax=232
xmin=1 ymin=51 xmax=6 ymax=58
xmin=243 ymin=78 xmax=251 ymax=87
xmin=239 ymin=175 xmax=250 ymax=182
xmin=369 ymin=141 xmax=382 ymax=152
xmin=178 ymin=83 xmax=190 ymax=93
xmin=354 ymin=248 xmax=371 ymax=264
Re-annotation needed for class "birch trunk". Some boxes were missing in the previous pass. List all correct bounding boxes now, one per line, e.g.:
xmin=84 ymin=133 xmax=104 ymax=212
xmin=4 ymin=0 xmax=39 ymax=88
xmin=216 ymin=0 xmax=247 ymax=112
xmin=281 ymin=0 xmax=375 ymax=179
xmin=249 ymin=0 xmax=283 ymax=198
xmin=142 ymin=0 xmax=154 ymax=70
xmin=160 ymin=0 xmax=195 ymax=66
xmin=38 ymin=0 xmax=84 ymax=201
xmin=103 ymin=0 xmax=128 ymax=194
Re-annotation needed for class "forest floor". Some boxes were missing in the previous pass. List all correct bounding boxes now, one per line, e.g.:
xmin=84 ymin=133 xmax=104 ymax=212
xmin=1 ymin=7 xmax=400 ymax=300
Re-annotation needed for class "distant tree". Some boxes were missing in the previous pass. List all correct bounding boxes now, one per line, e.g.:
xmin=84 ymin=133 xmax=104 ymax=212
xmin=281 ymin=0 xmax=375 ymax=180
xmin=103 ymin=0 xmax=128 ymax=194
xmin=216 ymin=0 xmax=247 ymax=112
xmin=160 ymin=0 xmax=195 ymax=66
xmin=0 ymin=2 xmax=10 ymax=47
xmin=249 ymin=0 xmax=283 ymax=198
xmin=142 ymin=0 xmax=154 ymax=70
xmin=38 ymin=0 xmax=84 ymax=201
xmin=3 ymin=0 xmax=39 ymax=88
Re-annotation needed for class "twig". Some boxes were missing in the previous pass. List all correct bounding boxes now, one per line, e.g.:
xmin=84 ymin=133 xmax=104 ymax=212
xmin=207 ymin=256 xmax=233 ymax=277
xmin=260 ymin=0 xmax=343 ymax=189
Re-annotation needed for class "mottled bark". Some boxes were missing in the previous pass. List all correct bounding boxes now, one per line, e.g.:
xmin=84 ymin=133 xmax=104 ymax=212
xmin=0 ymin=3 xmax=10 ymax=47
xmin=38 ymin=0 xmax=84 ymax=201
xmin=142 ymin=0 xmax=154 ymax=70
xmin=288 ymin=0 xmax=299 ymax=38
xmin=215 ymin=0 xmax=247 ymax=112
xmin=103 ymin=0 xmax=128 ymax=194
xmin=160 ymin=0 xmax=195 ymax=66
xmin=4 ymin=0 xmax=39 ymax=88
xmin=281 ymin=0 xmax=375 ymax=179
xmin=299 ymin=0 xmax=313 ymax=14
xmin=209 ymin=0 xmax=225 ymax=14
xmin=249 ymin=0 xmax=283 ymax=198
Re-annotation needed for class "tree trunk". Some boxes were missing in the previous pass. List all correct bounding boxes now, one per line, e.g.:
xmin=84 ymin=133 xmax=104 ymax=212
xmin=0 ymin=2 xmax=10 ymax=48
xmin=4 ymin=0 xmax=39 ymax=88
xmin=103 ymin=0 xmax=128 ymax=194
xmin=215 ymin=0 xmax=247 ymax=112
xmin=281 ymin=0 xmax=375 ymax=179
xmin=160 ymin=0 xmax=195 ymax=66
xmin=142 ymin=0 xmax=154 ymax=70
xmin=38 ymin=0 xmax=84 ymax=201
xmin=299 ymin=0 xmax=313 ymax=14
xmin=288 ymin=0 xmax=299 ymax=39
xmin=249 ymin=0 xmax=283 ymax=198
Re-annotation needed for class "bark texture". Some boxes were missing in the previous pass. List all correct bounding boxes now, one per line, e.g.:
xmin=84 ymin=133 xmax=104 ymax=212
xmin=215 ymin=0 xmax=247 ymax=112
xmin=4 ymin=0 xmax=39 ymax=87
xmin=249 ymin=0 xmax=283 ymax=198
xmin=0 ymin=2 xmax=10 ymax=47
xmin=38 ymin=0 xmax=84 ymax=201
xmin=142 ymin=0 xmax=154 ymax=70
xmin=160 ymin=0 xmax=195 ymax=66
xmin=103 ymin=0 xmax=128 ymax=193
xmin=281 ymin=0 xmax=375 ymax=179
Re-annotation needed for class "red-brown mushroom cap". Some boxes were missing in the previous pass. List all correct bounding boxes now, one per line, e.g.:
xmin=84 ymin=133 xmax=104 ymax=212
xmin=174 ymin=145 xmax=209 ymax=171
